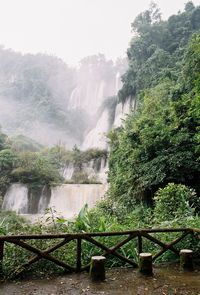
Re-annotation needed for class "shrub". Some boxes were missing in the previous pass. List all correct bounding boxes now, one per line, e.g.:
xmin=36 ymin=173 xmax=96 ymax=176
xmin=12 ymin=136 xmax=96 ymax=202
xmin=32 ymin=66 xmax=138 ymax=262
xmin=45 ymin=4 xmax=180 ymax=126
xmin=154 ymin=183 xmax=195 ymax=222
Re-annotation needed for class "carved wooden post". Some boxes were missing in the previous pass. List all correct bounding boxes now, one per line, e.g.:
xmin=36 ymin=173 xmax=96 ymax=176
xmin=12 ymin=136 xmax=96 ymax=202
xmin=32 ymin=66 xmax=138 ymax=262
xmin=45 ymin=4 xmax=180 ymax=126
xmin=139 ymin=253 xmax=153 ymax=275
xmin=180 ymin=249 xmax=193 ymax=271
xmin=89 ymin=256 xmax=106 ymax=281
xmin=0 ymin=241 xmax=4 ymax=278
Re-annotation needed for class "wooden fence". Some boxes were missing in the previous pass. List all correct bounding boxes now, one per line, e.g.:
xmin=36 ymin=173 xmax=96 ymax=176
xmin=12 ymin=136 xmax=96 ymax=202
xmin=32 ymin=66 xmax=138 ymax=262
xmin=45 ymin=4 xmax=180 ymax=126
xmin=0 ymin=228 xmax=199 ymax=278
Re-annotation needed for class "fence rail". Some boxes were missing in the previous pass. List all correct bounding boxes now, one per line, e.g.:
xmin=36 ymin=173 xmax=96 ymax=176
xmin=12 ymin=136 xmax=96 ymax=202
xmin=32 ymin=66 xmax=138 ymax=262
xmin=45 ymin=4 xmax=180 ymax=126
xmin=0 ymin=227 xmax=199 ymax=279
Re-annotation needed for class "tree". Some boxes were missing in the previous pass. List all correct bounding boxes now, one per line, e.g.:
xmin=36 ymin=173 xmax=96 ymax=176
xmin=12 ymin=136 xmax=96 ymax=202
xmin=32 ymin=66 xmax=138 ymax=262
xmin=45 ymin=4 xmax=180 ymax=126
xmin=108 ymin=32 xmax=200 ymax=207
xmin=119 ymin=2 xmax=200 ymax=102
xmin=132 ymin=2 xmax=161 ymax=34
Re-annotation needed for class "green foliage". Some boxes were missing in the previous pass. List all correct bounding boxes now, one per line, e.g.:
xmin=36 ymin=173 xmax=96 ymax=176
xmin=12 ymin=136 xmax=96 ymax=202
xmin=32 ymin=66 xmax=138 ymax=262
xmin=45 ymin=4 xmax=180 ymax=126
xmin=119 ymin=2 xmax=200 ymax=101
xmin=108 ymin=5 xmax=200 ymax=206
xmin=2 ymin=2 xmax=200 ymax=280
xmin=44 ymin=144 xmax=74 ymax=171
xmin=72 ymin=204 xmax=91 ymax=232
xmin=2 ymin=190 xmax=200 ymax=280
xmin=11 ymin=151 xmax=63 ymax=185
xmin=0 ymin=131 xmax=107 ymax=191
xmin=0 ymin=149 xmax=17 ymax=171
xmin=0 ymin=149 xmax=18 ymax=195
xmin=0 ymin=128 xmax=8 ymax=151
xmin=154 ymin=183 xmax=194 ymax=222
xmin=9 ymin=135 xmax=43 ymax=152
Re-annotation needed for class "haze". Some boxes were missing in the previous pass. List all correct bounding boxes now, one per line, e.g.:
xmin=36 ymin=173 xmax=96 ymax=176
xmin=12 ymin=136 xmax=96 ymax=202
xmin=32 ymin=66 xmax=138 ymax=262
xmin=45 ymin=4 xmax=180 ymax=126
xmin=0 ymin=0 xmax=199 ymax=65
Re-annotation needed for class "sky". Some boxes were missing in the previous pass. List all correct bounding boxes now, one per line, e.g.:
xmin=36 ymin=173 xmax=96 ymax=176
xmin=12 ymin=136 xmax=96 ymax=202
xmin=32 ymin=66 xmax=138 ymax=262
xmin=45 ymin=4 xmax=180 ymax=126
xmin=0 ymin=0 xmax=199 ymax=66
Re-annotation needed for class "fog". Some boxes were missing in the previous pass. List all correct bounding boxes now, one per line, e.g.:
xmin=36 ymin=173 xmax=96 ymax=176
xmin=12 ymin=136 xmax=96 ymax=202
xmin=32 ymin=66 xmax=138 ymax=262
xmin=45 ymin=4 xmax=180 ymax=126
xmin=0 ymin=0 xmax=199 ymax=65
xmin=0 ymin=47 xmax=126 ymax=147
xmin=0 ymin=0 xmax=199 ymax=148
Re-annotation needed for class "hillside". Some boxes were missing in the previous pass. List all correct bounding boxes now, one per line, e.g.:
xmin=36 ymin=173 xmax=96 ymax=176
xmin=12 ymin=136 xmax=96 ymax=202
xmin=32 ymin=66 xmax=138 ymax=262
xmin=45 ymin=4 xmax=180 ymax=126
xmin=108 ymin=2 xmax=200 ymax=206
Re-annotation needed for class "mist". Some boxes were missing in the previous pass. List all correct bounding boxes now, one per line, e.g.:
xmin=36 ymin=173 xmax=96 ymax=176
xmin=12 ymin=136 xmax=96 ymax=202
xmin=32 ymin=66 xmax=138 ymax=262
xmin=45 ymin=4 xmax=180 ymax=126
xmin=0 ymin=47 xmax=127 ymax=148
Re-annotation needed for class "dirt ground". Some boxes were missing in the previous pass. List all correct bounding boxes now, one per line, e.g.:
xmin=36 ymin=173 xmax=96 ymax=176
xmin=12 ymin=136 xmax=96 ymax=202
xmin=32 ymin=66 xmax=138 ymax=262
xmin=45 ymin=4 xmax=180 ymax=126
xmin=0 ymin=265 xmax=200 ymax=295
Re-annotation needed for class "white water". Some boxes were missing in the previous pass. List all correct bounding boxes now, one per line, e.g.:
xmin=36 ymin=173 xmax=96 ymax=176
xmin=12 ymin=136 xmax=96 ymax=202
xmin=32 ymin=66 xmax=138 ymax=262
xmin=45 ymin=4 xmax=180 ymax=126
xmin=2 ymin=183 xmax=107 ymax=218
xmin=68 ymin=80 xmax=107 ymax=116
xmin=81 ymin=72 xmax=129 ymax=150
xmin=82 ymin=108 xmax=110 ymax=150
xmin=96 ymin=157 xmax=108 ymax=184
xmin=2 ymin=183 xmax=29 ymax=214
xmin=113 ymin=97 xmax=135 ymax=128
xmin=63 ymin=163 xmax=75 ymax=180
xmin=115 ymin=72 xmax=122 ymax=94
xmin=49 ymin=184 xmax=107 ymax=218
xmin=38 ymin=186 xmax=50 ymax=213
xmin=62 ymin=157 xmax=108 ymax=184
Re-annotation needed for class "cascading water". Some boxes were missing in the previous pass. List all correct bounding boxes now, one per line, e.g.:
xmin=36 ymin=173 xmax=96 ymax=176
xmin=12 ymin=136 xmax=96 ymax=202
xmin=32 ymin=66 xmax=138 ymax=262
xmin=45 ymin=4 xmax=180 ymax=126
xmin=115 ymin=71 xmax=122 ymax=94
xmin=37 ymin=186 xmax=51 ymax=213
xmin=113 ymin=97 xmax=135 ymax=128
xmin=97 ymin=157 xmax=108 ymax=184
xmin=49 ymin=184 xmax=107 ymax=218
xmin=63 ymin=163 xmax=75 ymax=180
xmin=82 ymin=108 xmax=110 ymax=150
xmin=62 ymin=157 xmax=108 ymax=184
xmin=1 ymin=60 xmax=130 ymax=219
xmin=2 ymin=183 xmax=29 ymax=214
xmin=2 ymin=183 xmax=106 ymax=219
xmin=81 ymin=71 xmax=128 ymax=150
xmin=68 ymin=80 xmax=107 ymax=116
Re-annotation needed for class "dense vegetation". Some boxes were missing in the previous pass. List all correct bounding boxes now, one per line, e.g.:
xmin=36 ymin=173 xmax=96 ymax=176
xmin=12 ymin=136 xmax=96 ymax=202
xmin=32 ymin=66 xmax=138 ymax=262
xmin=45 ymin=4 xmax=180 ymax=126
xmin=108 ymin=2 xmax=200 ymax=208
xmin=119 ymin=1 xmax=200 ymax=101
xmin=1 ymin=1 xmax=200 ymax=280
xmin=1 ymin=182 xmax=200 ymax=279
xmin=0 ymin=130 xmax=107 ymax=196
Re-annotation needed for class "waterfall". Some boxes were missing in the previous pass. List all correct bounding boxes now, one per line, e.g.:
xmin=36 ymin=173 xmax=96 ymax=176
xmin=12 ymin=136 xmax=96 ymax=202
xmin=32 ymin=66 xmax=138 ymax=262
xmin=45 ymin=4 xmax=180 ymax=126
xmin=63 ymin=163 xmax=75 ymax=180
xmin=2 ymin=183 xmax=29 ymax=214
xmin=49 ymin=184 xmax=107 ymax=218
xmin=38 ymin=186 xmax=51 ymax=213
xmin=96 ymin=157 xmax=108 ymax=184
xmin=61 ymin=157 xmax=108 ymax=184
xmin=115 ymin=72 xmax=122 ymax=94
xmin=2 ymin=183 xmax=107 ymax=218
xmin=113 ymin=97 xmax=134 ymax=128
xmin=82 ymin=108 xmax=110 ymax=150
xmin=68 ymin=80 xmax=107 ymax=116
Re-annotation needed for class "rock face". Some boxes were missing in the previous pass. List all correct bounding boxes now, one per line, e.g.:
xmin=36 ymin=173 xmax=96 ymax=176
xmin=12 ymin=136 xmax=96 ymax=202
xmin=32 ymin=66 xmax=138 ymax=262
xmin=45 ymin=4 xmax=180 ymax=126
xmin=2 ymin=183 xmax=107 ymax=218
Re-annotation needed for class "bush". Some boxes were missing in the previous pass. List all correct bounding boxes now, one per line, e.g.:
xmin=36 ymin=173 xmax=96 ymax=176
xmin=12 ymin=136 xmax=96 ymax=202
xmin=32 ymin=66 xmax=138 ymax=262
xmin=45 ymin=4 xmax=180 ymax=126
xmin=154 ymin=183 xmax=195 ymax=222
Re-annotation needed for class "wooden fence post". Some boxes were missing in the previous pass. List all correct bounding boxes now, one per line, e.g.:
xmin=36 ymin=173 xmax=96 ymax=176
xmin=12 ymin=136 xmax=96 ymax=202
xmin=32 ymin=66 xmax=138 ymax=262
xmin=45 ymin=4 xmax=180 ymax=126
xmin=89 ymin=256 xmax=106 ymax=281
xmin=139 ymin=253 xmax=153 ymax=275
xmin=180 ymin=249 xmax=193 ymax=271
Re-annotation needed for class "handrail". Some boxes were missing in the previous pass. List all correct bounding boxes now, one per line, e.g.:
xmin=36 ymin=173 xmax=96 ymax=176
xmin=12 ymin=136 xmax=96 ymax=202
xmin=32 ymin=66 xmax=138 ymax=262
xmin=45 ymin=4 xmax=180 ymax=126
xmin=0 ymin=227 xmax=192 ymax=240
xmin=0 ymin=227 xmax=198 ymax=279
